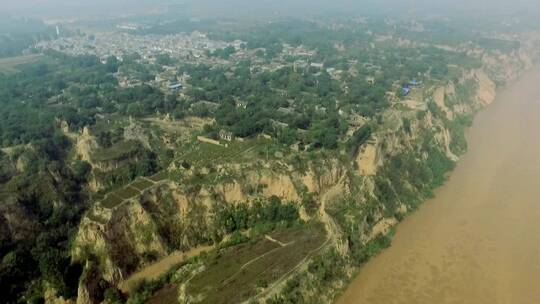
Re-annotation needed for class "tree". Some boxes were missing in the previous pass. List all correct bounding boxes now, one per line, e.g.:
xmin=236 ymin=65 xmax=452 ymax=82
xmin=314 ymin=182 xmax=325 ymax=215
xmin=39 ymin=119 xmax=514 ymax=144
xmin=347 ymin=124 xmax=373 ymax=157
xmin=210 ymin=46 xmax=236 ymax=59
xmin=156 ymin=53 xmax=173 ymax=66
xmin=104 ymin=287 xmax=125 ymax=304
xmin=277 ymin=128 xmax=297 ymax=145
xmin=105 ymin=56 xmax=120 ymax=73
xmin=71 ymin=160 xmax=91 ymax=182
xmin=39 ymin=249 xmax=67 ymax=293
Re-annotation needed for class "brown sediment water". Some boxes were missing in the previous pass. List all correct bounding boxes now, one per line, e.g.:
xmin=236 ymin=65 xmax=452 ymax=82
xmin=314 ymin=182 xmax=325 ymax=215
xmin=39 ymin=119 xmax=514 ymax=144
xmin=336 ymin=66 xmax=540 ymax=304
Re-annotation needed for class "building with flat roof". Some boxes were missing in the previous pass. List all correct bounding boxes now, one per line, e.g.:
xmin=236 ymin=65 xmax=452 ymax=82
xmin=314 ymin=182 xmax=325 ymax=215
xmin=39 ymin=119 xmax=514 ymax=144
xmin=168 ymin=83 xmax=183 ymax=91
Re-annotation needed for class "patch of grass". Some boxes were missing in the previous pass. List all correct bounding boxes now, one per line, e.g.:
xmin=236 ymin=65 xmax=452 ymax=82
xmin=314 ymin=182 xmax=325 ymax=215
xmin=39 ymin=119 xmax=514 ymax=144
xmin=178 ymin=138 xmax=272 ymax=167
xmin=446 ymin=65 xmax=463 ymax=80
xmin=0 ymin=54 xmax=42 ymax=73
xmin=92 ymin=140 xmax=140 ymax=162
xmin=147 ymin=284 xmax=178 ymax=304
xmin=185 ymin=223 xmax=326 ymax=304
xmin=101 ymin=194 xmax=123 ymax=209
xmin=91 ymin=114 xmax=130 ymax=134
xmin=116 ymin=186 xmax=141 ymax=200
xmin=149 ymin=171 xmax=170 ymax=182
xmin=179 ymin=142 xmax=227 ymax=165
xmin=476 ymin=37 xmax=519 ymax=53
xmin=131 ymin=178 xmax=154 ymax=191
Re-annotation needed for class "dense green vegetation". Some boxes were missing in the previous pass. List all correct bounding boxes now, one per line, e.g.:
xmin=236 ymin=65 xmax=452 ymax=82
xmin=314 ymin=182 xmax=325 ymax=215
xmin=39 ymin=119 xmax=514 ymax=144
xmin=0 ymin=51 xmax=96 ymax=299
xmin=215 ymin=196 xmax=300 ymax=235
xmin=0 ymin=10 xmax=527 ymax=303
xmin=167 ymin=19 xmax=488 ymax=151
xmin=0 ymin=141 xmax=87 ymax=302
xmin=181 ymin=60 xmax=373 ymax=148
xmin=0 ymin=51 xmax=173 ymax=301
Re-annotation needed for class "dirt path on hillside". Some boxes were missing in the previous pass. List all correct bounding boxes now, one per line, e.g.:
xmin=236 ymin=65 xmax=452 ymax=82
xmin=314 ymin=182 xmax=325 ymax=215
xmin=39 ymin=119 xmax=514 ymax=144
xmin=119 ymin=245 xmax=214 ymax=293
xmin=252 ymin=176 xmax=345 ymax=302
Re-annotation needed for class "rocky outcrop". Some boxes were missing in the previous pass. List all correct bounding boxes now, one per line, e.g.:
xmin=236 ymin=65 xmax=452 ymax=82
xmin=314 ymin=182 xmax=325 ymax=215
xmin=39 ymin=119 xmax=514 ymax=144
xmin=72 ymin=167 xmax=318 ymax=290
xmin=73 ymin=200 xmax=167 ymax=284
xmin=474 ymin=70 xmax=496 ymax=106
xmin=258 ymin=174 xmax=300 ymax=201
xmin=75 ymin=127 xmax=99 ymax=164
xmin=356 ymin=141 xmax=379 ymax=176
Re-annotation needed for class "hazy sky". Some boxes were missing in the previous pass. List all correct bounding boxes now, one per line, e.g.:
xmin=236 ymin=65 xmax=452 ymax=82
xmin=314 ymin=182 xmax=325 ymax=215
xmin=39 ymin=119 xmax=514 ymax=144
xmin=2 ymin=0 xmax=539 ymax=19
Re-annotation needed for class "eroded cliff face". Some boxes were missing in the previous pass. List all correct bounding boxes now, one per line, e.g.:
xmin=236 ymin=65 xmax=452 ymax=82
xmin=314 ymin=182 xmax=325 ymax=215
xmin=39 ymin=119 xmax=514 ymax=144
xmin=70 ymin=41 xmax=539 ymax=303
xmin=270 ymin=45 xmax=538 ymax=304
xmin=75 ymin=127 xmax=99 ymax=165
xmin=73 ymin=200 xmax=167 ymax=284
xmin=347 ymin=66 xmax=499 ymax=235
xmin=475 ymin=70 xmax=497 ymax=106
xmin=71 ymin=162 xmax=347 ymax=294
xmin=482 ymin=40 xmax=537 ymax=85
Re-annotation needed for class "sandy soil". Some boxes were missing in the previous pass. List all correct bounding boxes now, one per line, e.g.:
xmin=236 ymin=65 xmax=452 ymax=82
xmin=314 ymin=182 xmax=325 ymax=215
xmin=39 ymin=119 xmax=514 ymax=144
xmin=119 ymin=245 xmax=214 ymax=293
xmin=356 ymin=143 xmax=378 ymax=176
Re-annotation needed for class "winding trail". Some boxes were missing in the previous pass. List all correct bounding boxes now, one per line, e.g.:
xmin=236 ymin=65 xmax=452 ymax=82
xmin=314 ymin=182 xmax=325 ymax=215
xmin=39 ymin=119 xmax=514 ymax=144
xmin=252 ymin=175 xmax=346 ymax=302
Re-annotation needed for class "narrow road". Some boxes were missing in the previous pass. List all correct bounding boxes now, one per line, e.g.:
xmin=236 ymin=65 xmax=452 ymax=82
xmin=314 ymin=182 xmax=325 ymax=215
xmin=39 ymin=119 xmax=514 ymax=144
xmin=252 ymin=175 xmax=346 ymax=302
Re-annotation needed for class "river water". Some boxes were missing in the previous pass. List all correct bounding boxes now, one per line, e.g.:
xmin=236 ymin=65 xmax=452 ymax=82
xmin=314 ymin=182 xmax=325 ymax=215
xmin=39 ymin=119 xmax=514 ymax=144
xmin=336 ymin=66 xmax=540 ymax=304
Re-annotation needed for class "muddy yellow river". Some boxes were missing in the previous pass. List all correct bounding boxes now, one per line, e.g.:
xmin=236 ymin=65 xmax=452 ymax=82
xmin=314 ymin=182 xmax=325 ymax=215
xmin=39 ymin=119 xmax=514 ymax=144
xmin=337 ymin=66 xmax=540 ymax=304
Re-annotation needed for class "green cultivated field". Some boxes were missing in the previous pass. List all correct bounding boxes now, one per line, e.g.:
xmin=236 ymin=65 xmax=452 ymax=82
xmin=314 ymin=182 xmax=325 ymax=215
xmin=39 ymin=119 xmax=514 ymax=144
xmin=131 ymin=178 xmax=154 ymax=191
xmin=101 ymin=194 xmax=124 ymax=209
xmin=183 ymin=224 xmax=327 ymax=304
xmin=149 ymin=171 xmax=170 ymax=182
xmin=115 ymin=186 xmax=141 ymax=200
xmin=92 ymin=140 xmax=140 ymax=162
xmin=92 ymin=137 xmax=274 ymax=213
xmin=99 ymin=177 xmax=158 ymax=209
xmin=0 ymin=54 xmax=42 ymax=73
xmin=179 ymin=138 xmax=272 ymax=167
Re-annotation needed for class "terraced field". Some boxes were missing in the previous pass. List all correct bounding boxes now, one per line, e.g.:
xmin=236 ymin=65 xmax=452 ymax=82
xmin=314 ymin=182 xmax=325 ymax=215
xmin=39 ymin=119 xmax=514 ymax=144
xmin=147 ymin=224 xmax=327 ymax=304
xmin=92 ymin=140 xmax=140 ymax=162
xmin=90 ymin=137 xmax=276 ymax=224
xmin=99 ymin=176 xmax=159 ymax=209
xmin=179 ymin=137 xmax=273 ymax=167
xmin=101 ymin=194 xmax=124 ymax=209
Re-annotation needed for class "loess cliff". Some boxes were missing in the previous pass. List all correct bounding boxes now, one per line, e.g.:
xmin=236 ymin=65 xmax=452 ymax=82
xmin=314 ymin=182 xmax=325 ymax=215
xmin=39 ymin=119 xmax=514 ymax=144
xmin=69 ymin=39 xmax=539 ymax=304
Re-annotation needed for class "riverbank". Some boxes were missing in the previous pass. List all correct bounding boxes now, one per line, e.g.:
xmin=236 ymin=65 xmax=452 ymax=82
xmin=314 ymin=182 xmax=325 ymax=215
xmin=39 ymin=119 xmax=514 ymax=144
xmin=336 ymin=65 xmax=540 ymax=304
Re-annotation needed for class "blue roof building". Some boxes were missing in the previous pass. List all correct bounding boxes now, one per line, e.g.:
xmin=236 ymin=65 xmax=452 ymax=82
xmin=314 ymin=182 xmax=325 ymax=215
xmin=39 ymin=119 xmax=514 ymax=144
xmin=402 ymin=86 xmax=411 ymax=96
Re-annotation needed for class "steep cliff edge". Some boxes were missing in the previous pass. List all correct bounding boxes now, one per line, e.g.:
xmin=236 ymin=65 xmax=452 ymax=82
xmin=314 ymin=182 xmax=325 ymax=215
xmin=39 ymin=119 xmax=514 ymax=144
xmin=259 ymin=43 xmax=539 ymax=304
xmin=70 ymin=163 xmax=344 ymax=291
xmin=69 ymin=39 xmax=539 ymax=303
